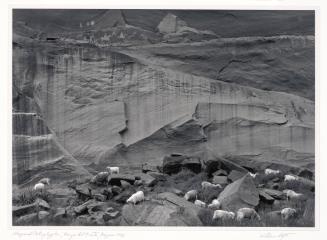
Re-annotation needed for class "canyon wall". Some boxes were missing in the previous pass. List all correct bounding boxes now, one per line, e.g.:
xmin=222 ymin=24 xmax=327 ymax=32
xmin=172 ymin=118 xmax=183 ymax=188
xmin=13 ymin=39 xmax=314 ymax=184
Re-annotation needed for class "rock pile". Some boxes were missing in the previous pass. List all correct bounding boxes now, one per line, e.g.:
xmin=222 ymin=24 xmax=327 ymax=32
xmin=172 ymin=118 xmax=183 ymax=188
xmin=12 ymin=152 xmax=315 ymax=226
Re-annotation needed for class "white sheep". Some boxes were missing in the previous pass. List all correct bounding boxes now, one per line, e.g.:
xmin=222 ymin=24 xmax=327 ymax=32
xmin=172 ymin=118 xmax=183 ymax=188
xmin=33 ymin=182 xmax=45 ymax=191
xmin=281 ymin=208 xmax=297 ymax=220
xmin=194 ymin=199 xmax=206 ymax=208
xmin=126 ymin=191 xmax=144 ymax=205
xmin=283 ymin=189 xmax=303 ymax=201
xmin=249 ymin=172 xmax=258 ymax=178
xmin=33 ymin=177 xmax=51 ymax=191
xmin=201 ymin=181 xmax=222 ymax=189
xmin=236 ymin=208 xmax=261 ymax=221
xmin=284 ymin=174 xmax=299 ymax=182
xmin=184 ymin=190 xmax=198 ymax=201
xmin=208 ymin=199 xmax=221 ymax=210
xmin=265 ymin=168 xmax=280 ymax=176
xmin=39 ymin=178 xmax=50 ymax=185
xmin=106 ymin=166 xmax=119 ymax=174
xmin=212 ymin=210 xmax=235 ymax=221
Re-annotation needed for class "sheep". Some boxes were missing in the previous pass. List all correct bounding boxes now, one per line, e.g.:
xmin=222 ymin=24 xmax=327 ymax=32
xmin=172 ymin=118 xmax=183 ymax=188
xmin=201 ymin=181 xmax=222 ymax=189
xmin=33 ymin=177 xmax=51 ymax=191
xmin=283 ymin=189 xmax=303 ymax=201
xmin=236 ymin=208 xmax=261 ymax=221
xmin=194 ymin=200 xmax=206 ymax=208
xmin=33 ymin=182 xmax=45 ymax=191
xmin=126 ymin=191 xmax=144 ymax=205
xmin=249 ymin=172 xmax=258 ymax=178
xmin=106 ymin=166 xmax=119 ymax=174
xmin=281 ymin=208 xmax=297 ymax=220
xmin=212 ymin=210 xmax=235 ymax=221
xmin=265 ymin=168 xmax=280 ymax=176
xmin=39 ymin=178 xmax=50 ymax=185
xmin=184 ymin=190 xmax=198 ymax=201
xmin=208 ymin=199 xmax=221 ymax=210
xmin=284 ymin=174 xmax=299 ymax=182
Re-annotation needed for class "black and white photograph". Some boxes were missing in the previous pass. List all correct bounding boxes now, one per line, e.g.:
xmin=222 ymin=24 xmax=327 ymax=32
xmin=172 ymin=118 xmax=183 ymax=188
xmin=11 ymin=7 xmax=316 ymax=228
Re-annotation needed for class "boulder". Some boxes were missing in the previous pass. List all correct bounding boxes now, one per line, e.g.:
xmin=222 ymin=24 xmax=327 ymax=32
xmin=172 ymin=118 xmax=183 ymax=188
xmin=111 ymin=186 xmax=123 ymax=196
xmin=38 ymin=210 xmax=50 ymax=220
xmin=142 ymin=163 xmax=158 ymax=173
xmin=120 ymin=180 xmax=131 ymax=189
xmin=13 ymin=204 xmax=37 ymax=218
xmin=75 ymin=185 xmax=92 ymax=200
xmin=228 ymin=170 xmax=247 ymax=182
xmin=113 ymin=188 xmax=136 ymax=203
xmin=137 ymin=173 xmax=157 ymax=187
xmin=88 ymin=212 xmax=105 ymax=225
xmin=73 ymin=199 xmax=96 ymax=215
xmin=297 ymin=176 xmax=315 ymax=190
xmin=103 ymin=211 xmax=120 ymax=221
xmin=298 ymin=169 xmax=314 ymax=180
xmin=169 ymin=188 xmax=183 ymax=196
xmin=212 ymin=169 xmax=228 ymax=176
xmin=181 ymin=156 xmax=202 ymax=174
xmin=218 ymin=173 xmax=259 ymax=212
xmin=93 ymin=194 xmax=107 ymax=202
xmin=162 ymin=154 xmax=187 ymax=174
xmin=102 ymin=188 xmax=113 ymax=199
xmin=259 ymin=189 xmax=275 ymax=204
xmin=157 ymin=192 xmax=203 ymax=225
xmin=108 ymin=174 xmax=136 ymax=186
xmin=121 ymin=202 xmax=176 ymax=226
xmin=162 ymin=154 xmax=202 ymax=175
xmin=202 ymin=151 xmax=247 ymax=176
xmin=12 ymin=198 xmax=50 ymax=217
xmin=90 ymin=172 xmax=109 ymax=185
xmin=262 ymin=189 xmax=285 ymax=200
xmin=212 ymin=176 xmax=228 ymax=185
xmin=53 ymin=208 xmax=67 ymax=219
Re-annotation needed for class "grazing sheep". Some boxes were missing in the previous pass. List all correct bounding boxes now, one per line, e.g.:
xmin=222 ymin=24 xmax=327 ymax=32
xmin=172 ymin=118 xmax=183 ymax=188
xmin=212 ymin=210 xmax=235 ymax=221
xmin=33 ymin=182 xmax=45 ymax=191
xmin=184 ymin=190 xmax=198 ymax=201
xmin=126 ymin=191 xmax=144 ymax=205
xmin=39 ymin=178 xmax=50 ymax=185
xmin=284 ymin=174 xmax=299 ymax=182
xmin=281 ymin=208 xmax=297 ymax=220
xmin=194 ymin=200 xmax=206 ymax=208
xmin=265 ymin=168 xmax=280 ymax=176
xmin=208 ymin=199 xmax=221 ymax=210
xmin=283 ymin=189 xmax=303 ymax=200
xmin=106 ymin=166 xmax=119 ymax=174
xmin=249 ymin=172 xmax=258 ymax=178
xmin=236 ymin=208 xmax=261 ymax=221
xmin=201 ymin=181 xmax=222 ymax=189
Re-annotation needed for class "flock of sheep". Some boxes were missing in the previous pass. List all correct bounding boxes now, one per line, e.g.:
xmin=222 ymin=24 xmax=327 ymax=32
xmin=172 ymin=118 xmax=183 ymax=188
xmin=32 ymin=166 xmax=305 ymax=224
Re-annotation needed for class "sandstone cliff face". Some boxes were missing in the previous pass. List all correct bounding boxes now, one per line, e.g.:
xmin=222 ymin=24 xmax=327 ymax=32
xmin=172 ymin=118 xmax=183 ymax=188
xmin=13 ymin=38 xmax=314 ymax=181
